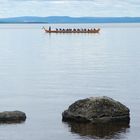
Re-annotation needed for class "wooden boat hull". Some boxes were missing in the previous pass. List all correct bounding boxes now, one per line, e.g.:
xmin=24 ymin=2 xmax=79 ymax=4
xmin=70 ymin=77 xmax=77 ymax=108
xmin=43 ymin=27 xmax=100 ymax=34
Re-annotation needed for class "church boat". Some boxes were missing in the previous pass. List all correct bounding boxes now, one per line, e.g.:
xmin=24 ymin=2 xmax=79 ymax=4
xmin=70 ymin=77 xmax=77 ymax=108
xmin=43 ymin=26 xmax=100 ymax=33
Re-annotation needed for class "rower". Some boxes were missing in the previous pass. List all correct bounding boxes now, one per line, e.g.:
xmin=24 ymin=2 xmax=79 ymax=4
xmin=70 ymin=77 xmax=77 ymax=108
xmin=49 ymin=26 xmax=51 ymax=31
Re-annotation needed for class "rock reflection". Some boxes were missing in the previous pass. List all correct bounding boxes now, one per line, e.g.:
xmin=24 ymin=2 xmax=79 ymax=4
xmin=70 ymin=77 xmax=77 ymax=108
xmin=64 ymin=121 xmax=130 ymax=139
xmin=0 ymin=120 xmax=25 ymax=125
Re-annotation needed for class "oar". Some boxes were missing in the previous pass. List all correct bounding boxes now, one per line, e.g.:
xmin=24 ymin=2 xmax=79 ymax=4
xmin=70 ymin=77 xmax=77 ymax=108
xmin=42 ymin=26 xmax=46 ymax=30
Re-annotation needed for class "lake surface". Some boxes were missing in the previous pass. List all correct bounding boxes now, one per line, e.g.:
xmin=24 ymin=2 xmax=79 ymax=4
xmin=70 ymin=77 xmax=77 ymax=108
xmin=0 ymin=23 xmax=140 ymax=140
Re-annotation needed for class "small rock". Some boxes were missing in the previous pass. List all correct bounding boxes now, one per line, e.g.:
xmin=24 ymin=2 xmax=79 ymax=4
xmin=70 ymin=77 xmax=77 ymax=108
xmin=62 ymin=96 xmax=130 ymax=123
xmin=0 ymin=111 xmax=26 ymax=123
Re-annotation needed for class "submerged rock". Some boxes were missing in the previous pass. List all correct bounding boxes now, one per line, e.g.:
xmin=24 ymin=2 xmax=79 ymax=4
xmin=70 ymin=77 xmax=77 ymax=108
xmin=0 ymin=111 xmax=26 ymax=123
xmin=62 ymin=96 xmax=130 ymax=123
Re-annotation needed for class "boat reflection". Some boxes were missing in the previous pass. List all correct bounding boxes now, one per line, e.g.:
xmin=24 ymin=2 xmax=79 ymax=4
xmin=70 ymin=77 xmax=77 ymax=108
xmin=64 ymin=121 xmax=130 ymax=139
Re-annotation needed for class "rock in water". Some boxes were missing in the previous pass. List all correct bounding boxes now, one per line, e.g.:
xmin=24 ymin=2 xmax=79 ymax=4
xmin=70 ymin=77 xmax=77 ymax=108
xmin=62 ymin=96 xmax=130 ymax=123
xmin=0 ymin=111 xmax=26 ymax=123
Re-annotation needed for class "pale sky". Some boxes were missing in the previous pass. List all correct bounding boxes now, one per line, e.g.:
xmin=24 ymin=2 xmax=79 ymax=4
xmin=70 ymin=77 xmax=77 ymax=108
xmin=0 ymin=0 xmax=140 ymax=18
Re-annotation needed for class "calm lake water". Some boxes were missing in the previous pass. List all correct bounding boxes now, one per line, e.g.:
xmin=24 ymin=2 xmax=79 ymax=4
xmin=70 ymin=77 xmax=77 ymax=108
xmin=0 ymin=23 xmax=140 ymax=140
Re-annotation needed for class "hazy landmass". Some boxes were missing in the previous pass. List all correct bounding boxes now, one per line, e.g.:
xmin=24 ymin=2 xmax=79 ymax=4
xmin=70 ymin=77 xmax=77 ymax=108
xmin=0 ymin=16 xmax=140 ymax=23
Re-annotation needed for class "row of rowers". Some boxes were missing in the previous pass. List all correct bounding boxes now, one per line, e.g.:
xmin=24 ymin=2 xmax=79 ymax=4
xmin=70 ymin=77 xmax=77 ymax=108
xmin=48 ymin=27 xmax=98 ymax=32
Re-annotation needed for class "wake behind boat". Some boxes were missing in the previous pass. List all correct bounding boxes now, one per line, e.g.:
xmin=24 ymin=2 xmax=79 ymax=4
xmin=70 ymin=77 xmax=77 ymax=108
xmin=43 ymin=26 xmax=100 ymax=33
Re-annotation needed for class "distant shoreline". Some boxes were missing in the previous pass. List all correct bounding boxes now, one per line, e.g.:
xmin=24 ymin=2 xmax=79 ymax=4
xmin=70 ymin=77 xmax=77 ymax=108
xmin=0 ymin=16 xmax=140 ymax=24
xmin=0 ymin=22 xmax=140 ymax=25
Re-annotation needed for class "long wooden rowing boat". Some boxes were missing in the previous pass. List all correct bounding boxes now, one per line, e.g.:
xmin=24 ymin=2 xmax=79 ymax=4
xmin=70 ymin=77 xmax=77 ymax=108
xmin=43 ymin=27 xmax=100 ymax=33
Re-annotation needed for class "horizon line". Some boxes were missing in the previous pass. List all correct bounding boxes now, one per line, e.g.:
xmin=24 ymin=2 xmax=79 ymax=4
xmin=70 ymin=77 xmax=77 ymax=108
xmin=1 ymin=16 xmax=140 ymax=19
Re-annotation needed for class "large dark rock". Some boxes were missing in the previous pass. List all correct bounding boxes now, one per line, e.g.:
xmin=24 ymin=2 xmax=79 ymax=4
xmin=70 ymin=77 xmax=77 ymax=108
xmin=0 ymin=111 xmax=26 ymax=123
xmin=62 ymin=96 xmax=130 ymax=123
